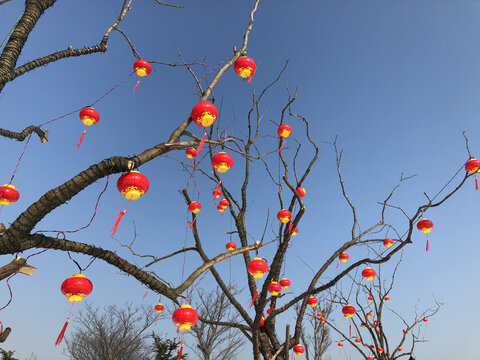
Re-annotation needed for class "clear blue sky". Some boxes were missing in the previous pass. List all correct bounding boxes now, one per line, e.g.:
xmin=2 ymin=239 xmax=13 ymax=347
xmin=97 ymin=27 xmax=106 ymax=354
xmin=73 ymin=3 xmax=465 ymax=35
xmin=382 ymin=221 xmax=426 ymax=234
xmin=1 ymin=0 xmax=480 ymax=359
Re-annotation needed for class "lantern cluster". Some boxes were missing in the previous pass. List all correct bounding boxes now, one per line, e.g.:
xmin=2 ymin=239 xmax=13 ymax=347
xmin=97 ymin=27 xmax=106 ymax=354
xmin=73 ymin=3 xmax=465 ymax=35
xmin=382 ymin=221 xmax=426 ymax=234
xmin=0 ymin=184 xmax=19 ymax=206
xmin=217 ymin=199 xmax=230 ymax=213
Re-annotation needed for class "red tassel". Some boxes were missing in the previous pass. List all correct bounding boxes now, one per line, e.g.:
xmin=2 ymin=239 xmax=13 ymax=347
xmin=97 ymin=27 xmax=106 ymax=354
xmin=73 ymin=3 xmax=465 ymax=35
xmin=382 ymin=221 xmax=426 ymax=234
xmin=155 ymin=315 xmax=159 ymax=326
xmin=55 ymin=317 xmax=70 ymax=346
xmin=77 ymin=130 xmax=86 ymax=148
xmin=287 ymin=223 xmax=293 ymax=234
xmin=248 ymin=74 xmax=254 ymax=83
xmin=110 ymin=210 xmax=126 ymax=235
xmin=289 ymin=240 xmax=294 ymax=248
xmin=177 ymin=343 xmax=184 ymax=360
xmin=249 ymin=288 xmax=258 ymax=308
xmin=189 ymin=217 xmax=196 ymax=228
xmin=133 ymin=80 xmax=140 ymax=93
xmin=369 ymin=286 xmax=372 ymax=298
xmin=426 ymin=238 xmax=430 ymax=251
xmin=349 ymin=322 xmax=352 ymax=338
xmin=475 ymin=176 xmax=478 ymax=190
xmin=196 ymin=132 xmax=207 ymax=155
xmin=143 ymin=290 xmax=148 ymax=299
xmin=279 ymin=141 xmax=285 ymax=153
xmin=336 ymin=261 xmax=339 ymax=269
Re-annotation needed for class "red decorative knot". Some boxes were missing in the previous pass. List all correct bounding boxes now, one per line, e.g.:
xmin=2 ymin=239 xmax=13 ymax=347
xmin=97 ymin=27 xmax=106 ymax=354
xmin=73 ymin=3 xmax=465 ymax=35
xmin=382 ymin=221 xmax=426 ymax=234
xmin=186 ymin=148 xmax=197 ymax=159
xmin=383 ymin=238 xmax=394 ymax=248
xmin=133 ymin=59 xmax=152 ymax=77
xmin=79 ymin=107 xmax=100 ymax=126
xmin=247 ymin=257 xmax=269 ymax=279
xmin=342 ymin=304 xmax=356 ymax=319
xmin=117 ymin=171 xmax=150 ymax=200
xmin=155 ymin=303 xmax=164 ymax=313
xmin=225 ymin=242 xmax=236 ymax=252
xmin=234 ymin=56 xmax=256 ymax=79
xmin=277 ymin=124 xmax=292 ymax=138
xmin=212 ymin=152 xmax=233 ymax=173
xmin=0 ymin=184 xmax=19 ymax=206
xmin=338 ymin=253 xmax=349 ymax=263
xmin=267 ymin=281 xmax=282 ymax=296
xmin=296 ymin=186 xmax=306 ymax=198
xmin=191 ymin=102 xmax=218 ymax=127
xmin=307 ymin=296 xmax=318 ymax=308
xmin=293 ymin=344 xmax=305 ymax=356
xmin=361 ymin=267 xmax=376 ymax=281
xmin=417 ymin=218 xmax=433 ymax=233
xmin=61 ymin=274 xmax=93 ymax=303
xmin=188 ymin=201 xmax=201 ymax=214
xmin=277 ymin=209 xmax=292 ymax=224
xmin=279 ymin=278 xmax=291 ymax=289
xmin=172 ymin=305 xmax=198 ymax=331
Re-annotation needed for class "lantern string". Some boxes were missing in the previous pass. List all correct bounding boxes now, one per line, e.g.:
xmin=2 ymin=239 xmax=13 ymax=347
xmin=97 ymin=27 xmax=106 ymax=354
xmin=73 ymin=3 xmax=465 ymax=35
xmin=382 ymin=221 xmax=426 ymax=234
xmin=185 ymin=268 xmax=210 ymax=302
xmin=7 ymin=133 xmax=32 ymax=185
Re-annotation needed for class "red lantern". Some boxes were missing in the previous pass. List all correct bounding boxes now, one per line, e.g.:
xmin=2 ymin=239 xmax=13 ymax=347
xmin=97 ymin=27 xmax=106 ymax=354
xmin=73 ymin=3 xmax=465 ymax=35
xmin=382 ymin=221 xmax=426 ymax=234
xmin=212 ymin=152 xmax=234 ymax=173
xmin=378 ymin=347 xmax=384 ymax=353
xmin=368 ymin=296 xmax=373 ymax=301
xmin=280 ymin=278 xmax=291 ymax=289
xmin=247 ymin=258 xmax=269 ymax=279
xmin=307 ymin=296 xmax=318 ymax=308
xmin=188 ymin=201 xmax=202 ymax=214
xmin=172 ymin=305 xmax=198 ymax=331
xmin=367 ymin=357 xmax=373 ymax=360
xmin=79 ymin=107 xmax=99 ymax=126
xmin=366 ymin=312 xmax=372 ymax=318
xmin=226 ymin=242 xmax=236 ymax=251
xmin=217 ymin=199 xmax=230 ymax=213
xmin=61 ymin=274 xmax=93 ymax=302
xmin=155 ymin=303 xmax=164 ymax=313
xmin=466 ymin=158 xmax=480 ymax=190
xmin=191 ymin=102 xmax=218 ymax=127
xmin=355 ymin=338 xmax=361 ymax=344
xmin=370 ymin=345 xmax=375 ymax=350
xmin=291 ymin=227 xmax=299 ymax=236
xmin=320 ymin=317 xmax=326 ymax=323
xmin=383 ymin=238 xmax=394 ymax=248
xmin=384 ymin=296 xmax=390 ymax=302
xmin=117 ymin=171 xmax=150 ymax=200
xmin=212 ymin=189 xmax=222 ymax=199
xmin=417 ymin=218 xmax=433 ymax=233
xmin=0 ymin=184 xmax=19 ymax=206
xmin=259 ymin=316 xmax=265 ymax=327
xmin=133 ymin=59 xmax=152 ymax=77
xmin=277 ymin=124 xmax=292 ymax=138
xmin=423 ymin=317 xmax=428 ymax=323
xmin=342 ymin=304 xmax=356 ymax=319
xmin=338 ymin=342 xmax=343 ymax=348
xmin=293 ymin=344 xmax=305 ymax=356
xmin=339 ymin=253 xmax=349 ymax=263
xmin=186 ymin=148 xmax=197 ymax=159
xmin=296 ymin=186 xmax=306 ymax=198
xmin=362 ymin=267 xmax=376 ymax=281
xmin=267 ymin=308 xmax=272 ymax=315
xmin=277 ymin=209 xmax=292 ymax=224
xmin=234 ymin=56 xmax=256 ymax=79
xmin=398 ymin=347 xmax=403 ymax=352
xmin=267 ymin=281 xmax=282 ymax=296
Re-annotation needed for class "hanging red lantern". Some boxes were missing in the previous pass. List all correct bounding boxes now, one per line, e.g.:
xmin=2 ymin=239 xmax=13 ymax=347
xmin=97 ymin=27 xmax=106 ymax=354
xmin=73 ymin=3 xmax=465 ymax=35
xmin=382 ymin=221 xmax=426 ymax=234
xmin=370 ymin=345 xmax=375 ymax=350
xmin=307 ymin=296 xmax=318 ymax=308
xmin=79 ymin=107 xmax=99 ymax=126
xmin=398 ymin=347 xmax=403 ymax=352
xmin=277 ymin=124 xmax=292 ymax=138
xmin=277 ymin=209 xmax=292 ymax=224
xmin=338 ymin=253 xmax=349 ymax=263
xmin=258 ymin=316 xmax=265 ymax=327
xmin=290 ymin=227 xmax=299 ymax=236
xmin=296 ymin=186 xmax=306 ymax=198
xmin=155 ymin=303 xmax=164 ymax=313
xmin=355 ymin=338 xmax=361 ymax=344
xmin=293 ymin=344 xmax=305 ymax=356
xmin=234 ymin=56 xmax=256 ymax=79
xmin=212 ymin=152 xmax=234 ymax=173
xmin=417 ymin=218 xmax=433 ymax=251
xmin=226 ymin=242 xmax=236 ymax=252
xmin=362 ymin=267 xmax=376 ymax=281
xmin=191 ymin=102 xmax=218 ymax=127
xmin=172 ymin=305 xmax=198 ymax=331
xmin=186 ymin=148 xmax=197 ymax=159
xmin=384 ymin=296 xmax=390 ymax=302
xmin=367 ymin=357 xmax=373 ymax=360
xmin=0 ymin=184 xmax=19 ymax=206
xmin=217 ymin=199 xmax=230 ymax=213
xmin=383 ymin=238 xmax=394 ymax=248
xmin=280 ymin=278 xmax=291 ymax=289
xmin=320 ymin=317 xmax=326 ymax=323
xmin=338 ymin=342 xmax=343 ymax=348
xmin=366 ymin=312 xmax=372 ymax=318
xmin=55 ymin=274 xmax=93 ymax=346
xmin=378 ymin=347 xmax=384 ymax=353
xmin=423 ymin=317 xmax=428 ymax=323
xmin=342 ymin=304 xmax=356 ymax=319
xmin=465 ymin=158 xmax=480 ymax=190
xmin=247 ymin=258 xmax=269 ymax=279
xmin=61 ymin=274 xmax=93 ymax=302
xmin=111 ymin=171 xmax=150 ymax=235
xmin=133 ymin=59 xmax=151 ymax=77
xmin=212 ymin=189 xmax=222 ymax=199
xmin=267 ymin=281 xmax=282 ymax=296
xmin=117 ymin=171 xmax=150 ymax=200
xmin=188 ymin=201 xmax=202 ymax=214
